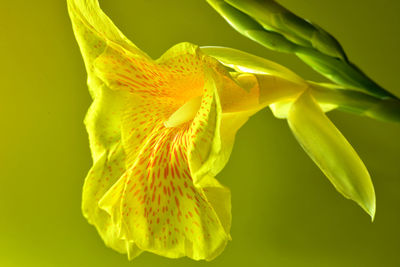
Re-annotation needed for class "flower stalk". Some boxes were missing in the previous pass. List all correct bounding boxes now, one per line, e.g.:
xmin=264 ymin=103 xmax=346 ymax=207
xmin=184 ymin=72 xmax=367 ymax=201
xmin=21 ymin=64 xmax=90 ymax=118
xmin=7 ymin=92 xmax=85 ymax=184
xmin=207 ymin=0 xmax=398 ymax=99
xmin=309 ymin=82 xmax=400 ymax=123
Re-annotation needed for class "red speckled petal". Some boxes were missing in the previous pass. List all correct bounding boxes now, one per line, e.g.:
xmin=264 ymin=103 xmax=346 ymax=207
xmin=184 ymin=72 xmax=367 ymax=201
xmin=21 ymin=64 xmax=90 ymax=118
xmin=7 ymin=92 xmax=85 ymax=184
xmin=67 ymin=0 xmax=151 ymax=98
xmin=99 ymin=75 xmax=230 ymax=260
xmin=94 ymin=43 xmax=205 ymax=101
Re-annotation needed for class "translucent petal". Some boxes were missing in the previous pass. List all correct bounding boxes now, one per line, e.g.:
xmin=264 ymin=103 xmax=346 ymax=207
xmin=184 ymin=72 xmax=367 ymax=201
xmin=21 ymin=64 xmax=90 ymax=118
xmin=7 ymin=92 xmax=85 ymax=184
xmin=287 ymin=91 xmax=376 ymax=219
xmin=270 ymin=100 xmax=336 ymax=119
xmin=201 ymin=46 xmax=305 ymax=84
xmin=67 ymin=0 xmax=150 ymax=97
xmin=82 ymin=141 xmax=142 ymax=257
xmin=84 ymin=83 xmax=128 ymax=161
xmin=67 ymin=0 xmax=149 ymax=60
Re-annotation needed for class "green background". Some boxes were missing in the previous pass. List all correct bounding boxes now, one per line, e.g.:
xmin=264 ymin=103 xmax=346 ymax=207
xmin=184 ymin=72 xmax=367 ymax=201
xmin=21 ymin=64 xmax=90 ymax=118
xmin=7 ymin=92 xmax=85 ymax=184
xmin=1 ymin=0 xmax=400 ymax=266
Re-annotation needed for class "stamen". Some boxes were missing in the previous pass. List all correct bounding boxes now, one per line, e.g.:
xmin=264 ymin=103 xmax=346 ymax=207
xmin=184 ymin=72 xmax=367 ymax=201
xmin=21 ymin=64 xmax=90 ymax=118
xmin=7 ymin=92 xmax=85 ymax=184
xmin=164 ymin=96 xmax=202 ymax=128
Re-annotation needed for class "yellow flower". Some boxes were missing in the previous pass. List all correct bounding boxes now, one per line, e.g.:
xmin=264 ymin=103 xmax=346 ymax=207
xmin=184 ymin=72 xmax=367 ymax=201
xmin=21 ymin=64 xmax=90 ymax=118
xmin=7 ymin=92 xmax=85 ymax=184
xmin=68 ymin=0 xmax=375 ymax=261
xmin=67 ymin=0 xmax=271 ymax=260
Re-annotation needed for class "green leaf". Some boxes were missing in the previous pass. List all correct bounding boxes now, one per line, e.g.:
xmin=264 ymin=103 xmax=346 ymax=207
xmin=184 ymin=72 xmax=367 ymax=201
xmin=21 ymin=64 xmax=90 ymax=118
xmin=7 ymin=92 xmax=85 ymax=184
xmin=287 ymin=90 xmax=376 ymax=219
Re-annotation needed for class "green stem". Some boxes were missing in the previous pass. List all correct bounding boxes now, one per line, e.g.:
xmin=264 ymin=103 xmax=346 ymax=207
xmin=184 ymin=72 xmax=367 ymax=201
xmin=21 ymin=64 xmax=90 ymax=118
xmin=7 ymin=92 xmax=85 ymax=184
xmin=207 ymin=0 xmax=397 ymax=99
xmin=309 ymin=82 xmax=400 ymax=123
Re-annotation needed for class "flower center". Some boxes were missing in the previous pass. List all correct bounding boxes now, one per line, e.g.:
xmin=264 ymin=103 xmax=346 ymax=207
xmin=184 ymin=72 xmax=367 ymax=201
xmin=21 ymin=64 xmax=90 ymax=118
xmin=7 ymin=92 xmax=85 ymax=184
xmin=164 ymin=96 xmax=203 ymax=128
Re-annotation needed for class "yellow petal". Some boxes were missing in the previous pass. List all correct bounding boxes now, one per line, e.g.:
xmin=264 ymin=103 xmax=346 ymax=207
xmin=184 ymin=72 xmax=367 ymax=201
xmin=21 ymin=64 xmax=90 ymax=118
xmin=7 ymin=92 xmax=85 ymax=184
xmin=217 ymin=73 xmax=260 ymax=113
xmin=82 ymin=141 xmax=142 ymax=258
xmin=84 ymin=83 xmax=129 ymax=161
xmin=67 ymin=0 xmax=150 ymax=97
xmin=94 ymin=42 xmax=204 ymax=100
xmin=201 ymin=46 xmax=305 ymax=84
xmin=194 ymin=71 xmax=260 ymax=178
xmin=98 ymin=73 xmax=230 ymax=260
xmin=68 ymin=0 xmax=139 ymax=161
xmin=287 ymin=90 xmax=376 ymax=219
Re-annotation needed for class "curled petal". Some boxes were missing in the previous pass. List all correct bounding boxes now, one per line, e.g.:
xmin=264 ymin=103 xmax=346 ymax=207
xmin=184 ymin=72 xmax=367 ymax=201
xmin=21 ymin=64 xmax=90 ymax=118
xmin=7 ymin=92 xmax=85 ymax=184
xmin=68 ymin=0 xmax=143 ymax=160
xmin=287 ymin=90 xmax=376 ymax=219
xmin=67 ymin=0 xmax=150 ymax=68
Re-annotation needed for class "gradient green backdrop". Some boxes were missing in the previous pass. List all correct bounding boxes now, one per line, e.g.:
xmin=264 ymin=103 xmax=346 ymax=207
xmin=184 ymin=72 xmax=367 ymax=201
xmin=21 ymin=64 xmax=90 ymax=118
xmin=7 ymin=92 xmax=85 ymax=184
xmin=1 ymin=0 xmax=400 ymax=266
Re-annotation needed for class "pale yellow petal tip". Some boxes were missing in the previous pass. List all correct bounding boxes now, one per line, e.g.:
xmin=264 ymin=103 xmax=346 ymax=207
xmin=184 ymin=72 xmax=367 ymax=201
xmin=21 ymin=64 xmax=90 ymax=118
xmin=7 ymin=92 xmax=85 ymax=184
xmin=366 ymin=199 xmax=376 ymax=222
xmin=361 ymin=183 xmax=376 ymax=222
xmin=370 ymin=207 xmax=376 ymax=222
xmin=355 ymin=193 xmax=376 ymax=222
